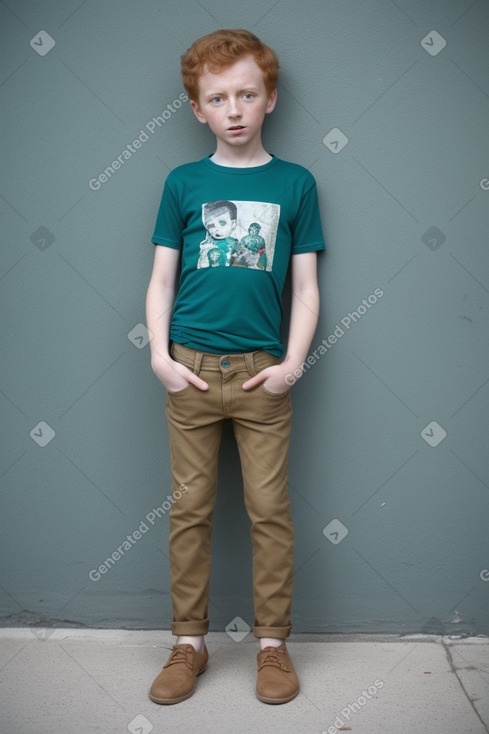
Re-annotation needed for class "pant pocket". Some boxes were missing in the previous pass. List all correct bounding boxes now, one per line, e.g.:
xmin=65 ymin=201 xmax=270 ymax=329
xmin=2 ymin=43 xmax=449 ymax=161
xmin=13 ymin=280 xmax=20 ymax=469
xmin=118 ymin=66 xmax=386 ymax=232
xmin=166 ymin=383 xmax=193 ymax=397
xmin=260 ymin=383 xmax=291 ymax=397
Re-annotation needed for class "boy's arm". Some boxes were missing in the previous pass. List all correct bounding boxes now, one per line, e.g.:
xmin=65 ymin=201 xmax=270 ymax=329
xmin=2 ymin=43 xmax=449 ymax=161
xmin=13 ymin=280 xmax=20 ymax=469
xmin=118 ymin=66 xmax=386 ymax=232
xmin=146 ymin=246 xmax=208 ymax=392
xmin=242 ymin=251 xmax=320 ymax=393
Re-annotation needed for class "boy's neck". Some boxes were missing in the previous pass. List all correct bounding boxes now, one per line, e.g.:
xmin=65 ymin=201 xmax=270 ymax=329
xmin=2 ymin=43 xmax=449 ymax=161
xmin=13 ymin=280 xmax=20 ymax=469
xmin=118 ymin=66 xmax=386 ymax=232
xmin=210 ymin=139 xmax=272 ymax=168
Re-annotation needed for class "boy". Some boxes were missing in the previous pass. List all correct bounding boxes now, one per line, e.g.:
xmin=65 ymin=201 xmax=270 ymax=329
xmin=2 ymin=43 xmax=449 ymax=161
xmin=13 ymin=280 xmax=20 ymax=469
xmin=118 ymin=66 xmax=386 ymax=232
xmin=146 ymin=29 xmax=325 ymax=705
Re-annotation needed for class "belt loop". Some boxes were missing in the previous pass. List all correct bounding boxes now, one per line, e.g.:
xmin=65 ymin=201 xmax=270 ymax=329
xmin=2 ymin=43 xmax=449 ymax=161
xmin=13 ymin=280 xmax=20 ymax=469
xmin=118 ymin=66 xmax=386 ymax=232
xmin=244 ymin=351 xmax=256 ymax=376
xmin=193 ymin=351 xmax=203 ymax=375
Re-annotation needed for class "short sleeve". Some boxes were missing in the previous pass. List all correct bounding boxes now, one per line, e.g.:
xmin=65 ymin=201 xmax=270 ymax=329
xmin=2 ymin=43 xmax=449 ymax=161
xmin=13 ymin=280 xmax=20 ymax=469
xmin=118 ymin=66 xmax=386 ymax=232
xmin=151 ymin=173 xmax=184 ymax=249
xmin=291 ymin=174 xmax=325 ymax=254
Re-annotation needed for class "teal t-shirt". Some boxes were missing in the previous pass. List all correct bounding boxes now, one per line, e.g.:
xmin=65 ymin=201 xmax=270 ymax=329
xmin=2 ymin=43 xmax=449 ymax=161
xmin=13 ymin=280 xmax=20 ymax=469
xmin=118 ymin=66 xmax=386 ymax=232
xmin=152 ymin=155 xmax=325 ymax=357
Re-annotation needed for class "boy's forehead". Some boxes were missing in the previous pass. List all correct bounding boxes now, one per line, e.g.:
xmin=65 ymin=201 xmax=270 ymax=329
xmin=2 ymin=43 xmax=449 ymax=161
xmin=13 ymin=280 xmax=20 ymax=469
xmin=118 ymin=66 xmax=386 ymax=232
xmin=198 ymin=55 xmax=265 ymax=93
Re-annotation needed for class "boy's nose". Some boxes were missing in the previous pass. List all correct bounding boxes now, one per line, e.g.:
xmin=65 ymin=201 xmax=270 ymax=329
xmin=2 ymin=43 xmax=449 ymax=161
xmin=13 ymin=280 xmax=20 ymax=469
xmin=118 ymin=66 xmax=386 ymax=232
xmin=227 ymin=100 xmax=241 ymax=117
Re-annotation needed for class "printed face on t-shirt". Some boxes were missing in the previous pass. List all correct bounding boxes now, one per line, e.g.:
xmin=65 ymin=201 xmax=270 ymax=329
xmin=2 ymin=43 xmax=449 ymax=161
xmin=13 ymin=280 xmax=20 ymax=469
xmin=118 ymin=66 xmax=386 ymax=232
xmin=204 ymin=210 xmax=236 ymax=239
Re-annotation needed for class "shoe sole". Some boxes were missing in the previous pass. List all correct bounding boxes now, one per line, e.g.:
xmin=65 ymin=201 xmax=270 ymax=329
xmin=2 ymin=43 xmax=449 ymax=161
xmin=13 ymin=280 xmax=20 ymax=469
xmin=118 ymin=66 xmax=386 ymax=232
xmin=256 ymin=687 xmax=299 ymax=704
xmin=149 ymin=664 xmax=207 ymax=705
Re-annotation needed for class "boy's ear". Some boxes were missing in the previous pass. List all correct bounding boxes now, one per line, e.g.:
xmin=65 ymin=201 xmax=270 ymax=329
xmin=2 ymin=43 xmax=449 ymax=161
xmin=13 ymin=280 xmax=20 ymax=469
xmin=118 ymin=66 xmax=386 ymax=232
xmin=190 ymin=100 xmax=207 ymax=124
xmin=266 ymin=89 xmax=278 ymax=114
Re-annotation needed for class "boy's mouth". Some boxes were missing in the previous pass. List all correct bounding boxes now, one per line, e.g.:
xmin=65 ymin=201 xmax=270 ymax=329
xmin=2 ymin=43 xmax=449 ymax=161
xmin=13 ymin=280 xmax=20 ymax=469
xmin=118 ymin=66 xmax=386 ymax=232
xmin=228 ymin=125 xmax=245 ymax=130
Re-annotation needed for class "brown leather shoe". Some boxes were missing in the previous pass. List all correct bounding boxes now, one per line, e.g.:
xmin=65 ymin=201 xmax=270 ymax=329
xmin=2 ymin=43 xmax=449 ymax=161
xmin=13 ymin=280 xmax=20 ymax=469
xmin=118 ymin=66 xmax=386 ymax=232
xmin=256 ymin=642 xmax=299 ymax=704
xmin=149 ymin=643 xmax=208 ymax=704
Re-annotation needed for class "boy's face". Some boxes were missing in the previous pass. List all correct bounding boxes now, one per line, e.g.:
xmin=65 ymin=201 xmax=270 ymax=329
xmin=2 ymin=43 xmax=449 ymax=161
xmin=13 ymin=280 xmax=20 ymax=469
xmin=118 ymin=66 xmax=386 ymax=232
xmin=190 ymin=55 xmax=277 ymax=151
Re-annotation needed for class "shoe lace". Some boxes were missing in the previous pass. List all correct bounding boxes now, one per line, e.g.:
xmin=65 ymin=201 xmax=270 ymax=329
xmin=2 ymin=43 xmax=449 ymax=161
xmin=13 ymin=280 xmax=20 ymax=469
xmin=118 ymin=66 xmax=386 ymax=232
xmin=259 ymin=648 xmax=289 ymax=671
xmin=165 ymin=647 xmax=193 ymax=670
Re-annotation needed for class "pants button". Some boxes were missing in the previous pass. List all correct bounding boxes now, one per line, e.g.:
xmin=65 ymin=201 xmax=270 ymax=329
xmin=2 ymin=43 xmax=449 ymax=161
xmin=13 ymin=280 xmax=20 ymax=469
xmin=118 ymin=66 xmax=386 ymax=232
xmin=221 ymin=359 xmax=231 ymax=368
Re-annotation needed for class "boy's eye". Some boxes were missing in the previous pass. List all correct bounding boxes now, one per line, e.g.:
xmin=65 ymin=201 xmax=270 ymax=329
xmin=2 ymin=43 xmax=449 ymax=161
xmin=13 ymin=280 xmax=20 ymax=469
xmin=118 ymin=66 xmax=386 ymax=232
xmin=243 ymin=93 xmax=255 ymax=100
xmin=210 ymin=96 xmax=222 ymax=104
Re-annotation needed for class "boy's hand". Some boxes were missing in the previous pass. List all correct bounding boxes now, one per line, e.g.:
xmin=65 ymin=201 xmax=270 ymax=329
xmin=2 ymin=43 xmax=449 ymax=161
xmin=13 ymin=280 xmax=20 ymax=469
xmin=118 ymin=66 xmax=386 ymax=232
xmin=151 ymin=353 xmax=209 ymax=392
xmin=241 ymin=364 xmax=293 ymax=395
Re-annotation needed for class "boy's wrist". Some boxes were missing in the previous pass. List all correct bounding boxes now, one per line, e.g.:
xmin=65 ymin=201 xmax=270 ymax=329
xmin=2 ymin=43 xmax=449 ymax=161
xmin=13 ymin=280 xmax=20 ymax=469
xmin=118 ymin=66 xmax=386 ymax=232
xmin=150 ymin=346 xmax=170 ymax=360
xmin=150 ymin=349 xmax=173 ymax=373
xmin=280 ymin=354 xmax=311 ymax=387
xmin=281 ymin=353 xmax=307 ymax=373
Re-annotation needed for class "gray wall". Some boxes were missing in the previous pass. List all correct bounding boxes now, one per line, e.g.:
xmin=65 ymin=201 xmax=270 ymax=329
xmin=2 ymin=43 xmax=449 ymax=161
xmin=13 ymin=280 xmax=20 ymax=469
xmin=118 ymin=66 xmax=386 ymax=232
xmin=1 ymin=0 xmax=488 ymax=636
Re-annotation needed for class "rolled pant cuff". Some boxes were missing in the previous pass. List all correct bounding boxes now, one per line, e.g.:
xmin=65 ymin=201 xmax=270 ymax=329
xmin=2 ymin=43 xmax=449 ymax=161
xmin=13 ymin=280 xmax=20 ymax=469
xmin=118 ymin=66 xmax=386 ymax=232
xmin=253 ymin=624 xmax=292 ymax=639
xmin=171 ymin=617 xmax=209 ymax=636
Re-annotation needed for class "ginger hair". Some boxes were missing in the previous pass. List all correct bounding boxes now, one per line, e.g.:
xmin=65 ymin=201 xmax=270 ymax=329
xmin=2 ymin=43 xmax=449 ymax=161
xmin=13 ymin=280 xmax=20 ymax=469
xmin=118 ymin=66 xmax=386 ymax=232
xmin=181 ymin=29 xmax=279 ymax=102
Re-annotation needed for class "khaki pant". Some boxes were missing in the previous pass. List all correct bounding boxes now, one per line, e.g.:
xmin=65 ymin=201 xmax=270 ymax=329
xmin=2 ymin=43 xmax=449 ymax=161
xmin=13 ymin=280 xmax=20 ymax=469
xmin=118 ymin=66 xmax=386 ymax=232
xmin=165 ymin=342 xmax=294 ymax=639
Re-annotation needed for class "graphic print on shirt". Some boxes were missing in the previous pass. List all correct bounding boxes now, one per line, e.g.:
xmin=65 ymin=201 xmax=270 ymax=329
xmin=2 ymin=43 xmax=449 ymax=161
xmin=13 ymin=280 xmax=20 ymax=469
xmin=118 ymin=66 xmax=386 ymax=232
xmin=197 ymin=200 xmax=280 ymax=272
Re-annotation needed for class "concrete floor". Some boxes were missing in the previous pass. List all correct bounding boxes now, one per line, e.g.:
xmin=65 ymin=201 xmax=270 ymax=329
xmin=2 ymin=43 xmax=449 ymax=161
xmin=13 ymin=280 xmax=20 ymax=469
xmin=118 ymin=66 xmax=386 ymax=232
xmin=0 ymin=629 xmax=487 ymax=734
